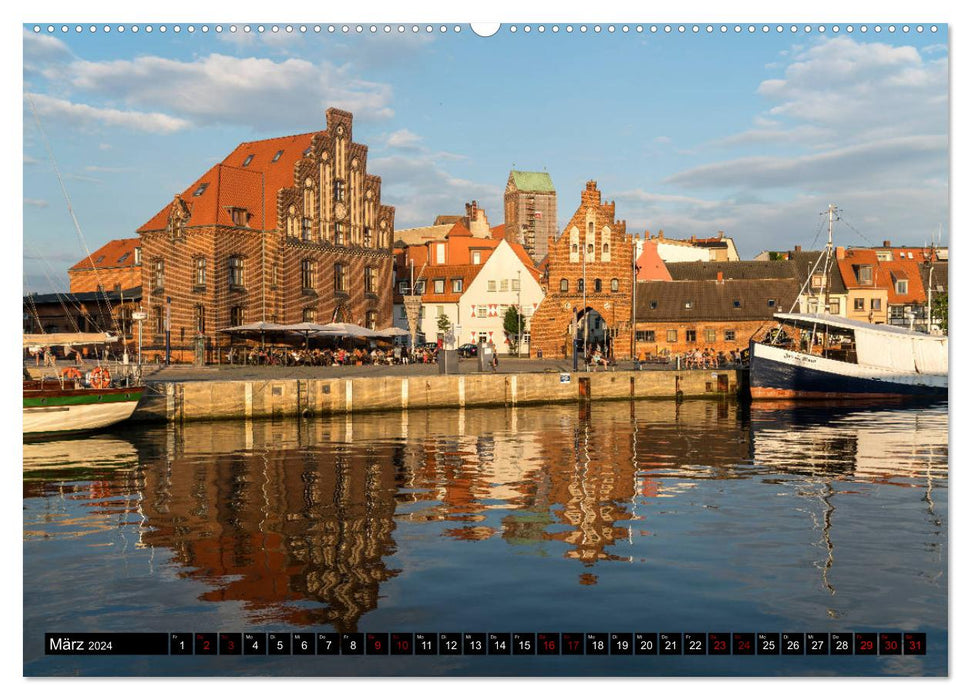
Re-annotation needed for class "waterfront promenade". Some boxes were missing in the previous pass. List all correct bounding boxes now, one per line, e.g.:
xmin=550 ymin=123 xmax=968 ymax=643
xmin=25 ymin=358 xmax=746 ymax=424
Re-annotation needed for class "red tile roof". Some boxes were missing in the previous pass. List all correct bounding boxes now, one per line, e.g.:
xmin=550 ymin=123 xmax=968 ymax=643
xmin=879 ymin=259 xmax=927 ymax=305
xmin=70 ymin=238 xmax=140 ymax=270
xmin=395 ymin=264 xmax=484 ymax=304
xmin=490 ymin=223 xmax=506 ymax=239
xmin=137 ymin=132 xmax=316 ymax=233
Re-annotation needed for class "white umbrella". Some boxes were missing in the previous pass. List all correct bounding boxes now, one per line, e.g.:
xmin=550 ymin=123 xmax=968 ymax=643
xmin=376 ymin=326 xmax=411 ymax=337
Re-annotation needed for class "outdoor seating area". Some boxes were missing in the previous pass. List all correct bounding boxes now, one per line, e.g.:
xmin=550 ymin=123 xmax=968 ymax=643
xmin=218 ymin=321 xmax=438 ymax=367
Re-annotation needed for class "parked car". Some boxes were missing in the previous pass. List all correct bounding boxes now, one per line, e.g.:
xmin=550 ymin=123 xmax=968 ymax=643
xmin=458 ymin=343 xmax=478 ymax=358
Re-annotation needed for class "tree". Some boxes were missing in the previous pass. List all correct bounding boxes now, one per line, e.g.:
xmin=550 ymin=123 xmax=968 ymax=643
xmin=437 ymin=312 xmax=452 ymax=334
xmin=503 ymin=306 xmax=526 ymax=353
xmin=931 ymin=292 xmax=948 ymax=334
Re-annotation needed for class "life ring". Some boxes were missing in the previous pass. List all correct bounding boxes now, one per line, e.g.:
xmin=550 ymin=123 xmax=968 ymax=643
xmin=60 ymin=367 xmax=82 ymax=381
xmin=90 ymin=366 xmax=111 ymax=389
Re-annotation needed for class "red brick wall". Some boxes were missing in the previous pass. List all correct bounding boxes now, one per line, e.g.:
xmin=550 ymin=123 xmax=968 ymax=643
xmin=529 ymin=182 xmax=635 ymax=358
xmin=69 ymin=265 xmax=141 ymax=294
xmin=634 ymin=320 xmax=770 ymax=357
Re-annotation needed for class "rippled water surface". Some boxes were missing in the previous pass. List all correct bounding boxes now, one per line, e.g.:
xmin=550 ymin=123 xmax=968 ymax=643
xmin=23 ymin=400 xmax=947 ymax=676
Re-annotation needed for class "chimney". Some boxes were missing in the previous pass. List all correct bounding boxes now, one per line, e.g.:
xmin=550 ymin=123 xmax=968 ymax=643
xmin=883 ymin=240 xmax=891 ymax=247
xmin=717 ymin=230 xmax=724 ymax=239
xmin=835 ymin=246 xmax=845 ymax=260
xmin=794 ymin=245 xmax=802 ymax=253
xmin=716 ymin=271 xmax=724 ymax=283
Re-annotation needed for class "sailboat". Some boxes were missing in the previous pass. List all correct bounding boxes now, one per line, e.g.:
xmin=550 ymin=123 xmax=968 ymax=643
xmin=23 ymin=334 xmax=144 ymax=438
xmin=748 ymin=205 xmax=948 ymax=400
xmin=23 ymin=97 xmax=144 ymax=437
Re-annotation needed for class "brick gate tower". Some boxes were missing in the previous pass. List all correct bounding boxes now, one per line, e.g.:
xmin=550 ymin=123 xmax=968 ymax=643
xmin=529 ymin=181 xmax=634 ymax=359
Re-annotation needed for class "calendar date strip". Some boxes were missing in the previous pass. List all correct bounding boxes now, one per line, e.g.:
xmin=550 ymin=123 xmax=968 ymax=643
xmin=46 ymin=632 xmax=926 ymax=656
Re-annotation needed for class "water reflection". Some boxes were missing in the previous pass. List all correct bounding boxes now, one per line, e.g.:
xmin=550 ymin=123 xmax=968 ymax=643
xmin=23 ymin=400 xmax=947 ymax=637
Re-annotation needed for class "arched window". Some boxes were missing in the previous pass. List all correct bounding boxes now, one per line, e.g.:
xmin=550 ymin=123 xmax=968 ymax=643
xmin=560 ymin=278 xmax=569 ymax=292
xmin=594 ymin=278 xmax=602 ymax=293
xmin=577 ymin=279 xmax=585 ymax=293
xmin=587 ymin=222 xmax=594 ymax=235
xmin=571 ymin=243 xmax=578 ymax=254
xmin=603 ymin=243 xmax=609 ymax=255
xmin=610 ymin=278 xmax=619 ymax=292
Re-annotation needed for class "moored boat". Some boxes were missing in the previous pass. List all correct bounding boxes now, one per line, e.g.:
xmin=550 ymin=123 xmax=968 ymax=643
xmin=749 ymin=312 xmax=947 ymax=399
xmin=23 ymin=373 xmax=144 ymax=438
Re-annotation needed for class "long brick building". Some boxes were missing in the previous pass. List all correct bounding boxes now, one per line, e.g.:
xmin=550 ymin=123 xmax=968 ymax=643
xmin=529 ymin=181 xmax=635 ymax=359
xmin=137 ymin=108 xmax=394 ymax=359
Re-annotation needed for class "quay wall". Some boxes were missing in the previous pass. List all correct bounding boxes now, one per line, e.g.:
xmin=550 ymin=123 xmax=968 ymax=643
xmin=129 ymin=369 xmax=746 ymax=424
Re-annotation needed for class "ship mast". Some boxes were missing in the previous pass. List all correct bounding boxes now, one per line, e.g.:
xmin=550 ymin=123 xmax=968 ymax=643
xmin=813 ymin=204 xmax=837 ymax=355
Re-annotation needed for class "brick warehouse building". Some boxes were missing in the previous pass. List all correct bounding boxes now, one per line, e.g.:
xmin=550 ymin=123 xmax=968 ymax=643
xmin=529 ymin=181 xmax=635 ymax=359
xmin=137 ymin=108 xmax=395 ymax=360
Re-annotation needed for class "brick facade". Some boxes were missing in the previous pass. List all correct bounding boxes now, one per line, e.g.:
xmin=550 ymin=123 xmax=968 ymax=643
xmin=137 ymin=108 xmax=394 ymax=360
xmin=504 ymin=170 xmax=557 ymax=265
xmin=68 ymin=238 xmax=141 ymax=294
xmin=529 ymin=181 xmax=635 ymax=359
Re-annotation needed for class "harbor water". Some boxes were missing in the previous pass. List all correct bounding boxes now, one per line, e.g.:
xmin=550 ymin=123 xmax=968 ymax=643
xmin=23 ymin=399 xmax=948 ymax=676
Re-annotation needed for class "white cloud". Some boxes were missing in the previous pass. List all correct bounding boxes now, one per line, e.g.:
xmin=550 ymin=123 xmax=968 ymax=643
xmin=668 ymin=135 xmax=946 ymax=191
xmin=24 ymin=198 xmax=48 ymax=208
xmin=23 ymin=31 xmax=72 ymax=72
xmin=386 ymin=128 xmax=422 ymax=149
xmin=755 ymin=36 xmax=947 ymax=143
xmin=651 ymin=35 xmax=948 ymax=255
xmin=65 ymin=53 xmax=395 ymax=131
xmin=25 ymin=92 xmax=191 ymax=134
xmin=372 ymin=154 xmax=501 ymax=229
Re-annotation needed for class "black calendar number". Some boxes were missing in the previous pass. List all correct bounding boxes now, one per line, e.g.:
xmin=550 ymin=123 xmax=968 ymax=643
xmin=634 ymin=633 xmax=658 ymax=655
xmin=879 ymin=633 xmax=902 ymax=655
xmin=904 ymin=633 xmax=926 ymax=655
xmin=414 ymin=633 xmax=438 ymax=656
xmin=243 ymin=633 xmax=266 ymax=655
xmin=732 ymin=633 xmax=755 ymax=655
xmin=463 ymin=633 xmax=486 ymax=655
xmin=708 ymin=632 xmax=731 ymax=655
xmin=170 ymin=633 xmax=193 ymax=655
xmin=316 ymin=633 xmax=339 ymax=655
xmin=440 ymin=633 xmax=462 ymax=655
xmin=855 ymin=633 xmax=878 ymax=655
xmin=659 ymin=632 xmax=682 ymax=655
xmin=757 ymin=633 xmax=780 ymax=655
xmin=219 ymin=633 xmax=241 ymax=655
xmin=513 ymin=633 xmax=535 ymax=655
xmin=538 ymin=633 xmax=560 ymax=655
xmin=830 ymin=633 xmax=853 ymax=656
xmin=610 ymin=633 xmax=633 ymax=655
xmin=585 ymin=633 xmax=608 ymax=655
xmin=341 ymin=633 xmax=364 ymax=655
xmin=390 ymin=633 xmax=413 ymax=655
xmin=805 ymin=633 xmax=828 ymax=655
xmin=268 ymin=633 xmax=291 ymax=655
xmin=195 ymin=632 xmax=217 ymax=655
xmin=488 ymin=633 xmax=510 ymax=655
xmin=292 ymin=633 xmax=315 ymax=655
xmin=684 ymin=633 xmax=706 ymax=655
xmin=782 ymin=633 xmax=805 ymax=655
xmin=562 ymin=633 xmax=584 ymax=655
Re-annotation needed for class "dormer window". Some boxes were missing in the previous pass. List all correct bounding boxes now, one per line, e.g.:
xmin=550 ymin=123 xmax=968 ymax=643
xmin=856 ymin=265 xmax=873 ymax=285
xmin=230 ymin=208 xmax=249 ymax=227
xmin=242 ymin=154 xmax=254 ymax=167
xmin=117 ymin=252 xmax=130 ymax=264
xmin=271 ymin=150 xmax=284 ymax=163
xmin=192 ymin=183 xmax=209 ymax=197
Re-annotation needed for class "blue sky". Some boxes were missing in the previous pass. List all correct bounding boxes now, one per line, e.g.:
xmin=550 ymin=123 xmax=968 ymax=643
xmin=23 ymin=22 xmax=948 ymax=292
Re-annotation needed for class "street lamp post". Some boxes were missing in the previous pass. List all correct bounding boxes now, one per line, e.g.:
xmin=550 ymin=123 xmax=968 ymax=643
xmin=165 ymin=296 xmax=171 ymax=365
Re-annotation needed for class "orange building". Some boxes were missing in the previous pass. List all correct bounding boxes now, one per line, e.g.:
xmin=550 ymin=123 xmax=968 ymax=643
xmin=68 ymin=238 xmax=142 ymax=294
xmin=137 ymin=108 xmax=394 ymax=361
